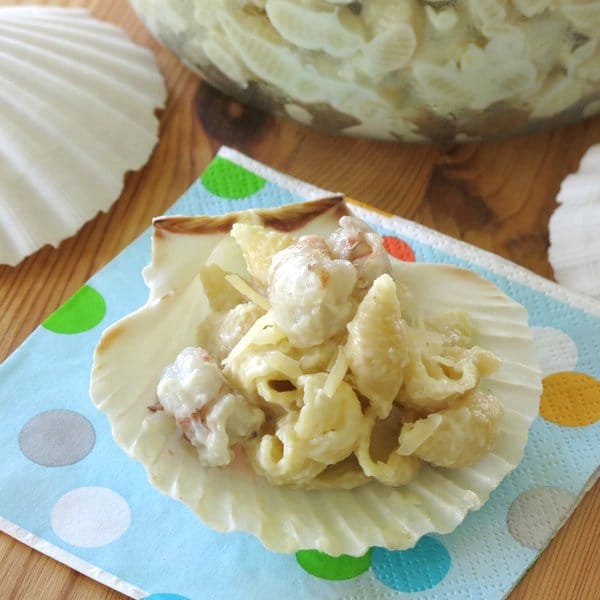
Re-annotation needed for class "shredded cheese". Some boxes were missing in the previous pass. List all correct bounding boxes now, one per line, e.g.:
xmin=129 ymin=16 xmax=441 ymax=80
xmin=397 ymin=413 xmax=443 ymax=455
xmin=269 ymin=352 xmax=303 ymax=380
xmin=324 ymin=346 xmax=348 ymax=397
xmin=225 ymin=273 xmax=271 ymax=311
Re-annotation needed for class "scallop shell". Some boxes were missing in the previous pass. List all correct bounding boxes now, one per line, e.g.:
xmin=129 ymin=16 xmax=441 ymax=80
xmin=549 ymin=144 xmax=600 ymax=298
xmin=90 ymin=198 xmax=542 ymax=556
xmin=0 ymin=6 xmax=166 ymax=266
xmin=142 ymin=196 xmax=350 ymax=301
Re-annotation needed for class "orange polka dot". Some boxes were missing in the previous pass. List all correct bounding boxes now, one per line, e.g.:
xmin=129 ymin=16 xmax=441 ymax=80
xmin=383 ymin=236 xmax=415 ymax=262
xmin=540 ymin=371 xmax=600 ymax=427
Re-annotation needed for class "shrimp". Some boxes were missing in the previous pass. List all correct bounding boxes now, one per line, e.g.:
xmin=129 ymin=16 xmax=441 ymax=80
xmin=327 ymin=216 xmax=392 ymax=293
xmin=267 ymin=218 xmax=393 ymax=348
xmin=156 ymin=346 xmax=264 ymax=467
xmin=268 ymin=235 xmax=357 ymax=348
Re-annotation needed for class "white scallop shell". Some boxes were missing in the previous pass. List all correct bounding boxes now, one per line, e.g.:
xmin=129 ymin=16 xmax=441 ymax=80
xmin=0 ymin=6 xmax=166 ymax=266
xmin=91 ymin=198 xmax=541 ymax=555
xmin=549 ymin=144 xmax=600 ymax=299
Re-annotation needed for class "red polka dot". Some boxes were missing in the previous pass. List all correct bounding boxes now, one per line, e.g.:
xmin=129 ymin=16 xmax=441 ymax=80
xmin=383 ymin=236 xmax=415 ymax=262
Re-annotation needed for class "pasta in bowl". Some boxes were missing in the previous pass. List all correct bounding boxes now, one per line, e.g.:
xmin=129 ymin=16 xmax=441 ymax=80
xmin=128 ymin=0 xmax=600 ymax=142
xmin=90 ymin=197 xmax=542 ymax=555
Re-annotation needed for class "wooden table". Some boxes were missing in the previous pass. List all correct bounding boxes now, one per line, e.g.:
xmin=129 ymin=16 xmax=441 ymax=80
xmin=1 ymin=1 xmax=599 ymax=598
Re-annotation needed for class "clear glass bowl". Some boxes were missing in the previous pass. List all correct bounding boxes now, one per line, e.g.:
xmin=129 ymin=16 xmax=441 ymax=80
xmin=130 ymin=0 xmax=600 ymax=142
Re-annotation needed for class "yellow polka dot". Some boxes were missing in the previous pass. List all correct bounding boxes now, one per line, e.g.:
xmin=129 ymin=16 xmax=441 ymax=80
xmin=541 ymin=372 xmax=600 ymax=427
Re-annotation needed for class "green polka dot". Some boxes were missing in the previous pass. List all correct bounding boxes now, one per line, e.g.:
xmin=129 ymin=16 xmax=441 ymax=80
xmin=296 ymin=548 xmax=372 ymax=581
xmin=43 ymin=285 xmax=106 ymax=334
xmin=201 ymin=156 xmax=266 ymax=199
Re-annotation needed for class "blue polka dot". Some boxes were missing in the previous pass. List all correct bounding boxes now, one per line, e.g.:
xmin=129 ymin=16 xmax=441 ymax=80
xmin=371 ymin=536 xmax=451 ymax=592
xmin=143 ymin=595 xmax=190 ymax=600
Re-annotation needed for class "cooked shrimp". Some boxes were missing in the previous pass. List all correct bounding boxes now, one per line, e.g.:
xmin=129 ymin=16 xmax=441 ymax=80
xmin=328 ymin=216 xmax=392 ymax=293
xmin=156 ymin=346 xmax=264 ymax=467
xmin=268 ymin=235 xmax=357 ymax=347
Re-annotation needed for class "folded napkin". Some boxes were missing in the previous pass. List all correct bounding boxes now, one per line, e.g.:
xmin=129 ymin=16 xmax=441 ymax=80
xmin=1 ymin=147 xmax=598 ymax=600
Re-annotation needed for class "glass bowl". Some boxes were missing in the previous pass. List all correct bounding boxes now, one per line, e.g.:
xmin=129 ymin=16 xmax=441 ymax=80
xmin=130 ymin=0 xmax=600 ymax=142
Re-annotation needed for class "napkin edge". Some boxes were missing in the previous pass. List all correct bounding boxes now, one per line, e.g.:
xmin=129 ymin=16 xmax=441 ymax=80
xmin=0 ymin=516 xmax=146 ymax=599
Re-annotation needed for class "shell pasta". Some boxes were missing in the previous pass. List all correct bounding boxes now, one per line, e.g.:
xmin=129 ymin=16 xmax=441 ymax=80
xmin=154 ymin=214 xmax=503 ymax=489
xmin=130 ymin=0 xmax=600 ymax=141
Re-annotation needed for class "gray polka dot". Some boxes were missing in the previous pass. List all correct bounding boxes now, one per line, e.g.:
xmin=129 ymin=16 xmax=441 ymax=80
xmin=507 ymin=486 xmax=575 ymax=550
xmin=19 ymin=410 xmax=95 ymax=467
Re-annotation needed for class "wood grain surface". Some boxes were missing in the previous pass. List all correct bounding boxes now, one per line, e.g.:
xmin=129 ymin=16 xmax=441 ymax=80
xmin=1 ymin=1 xmax=599 ymax=598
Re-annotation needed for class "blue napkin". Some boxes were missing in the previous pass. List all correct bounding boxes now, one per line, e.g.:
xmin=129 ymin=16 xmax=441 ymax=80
xmin=1 ymin=147 xmax=598 ymax=599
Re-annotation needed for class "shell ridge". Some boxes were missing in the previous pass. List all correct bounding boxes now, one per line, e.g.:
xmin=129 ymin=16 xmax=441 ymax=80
xmin=0 ymin=76 xmax=147 ymax=205
xmin=0 ymin=28 xmax=165 ymax=121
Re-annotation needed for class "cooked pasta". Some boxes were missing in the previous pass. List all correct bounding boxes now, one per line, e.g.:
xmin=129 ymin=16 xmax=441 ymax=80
xmin=355 ymin=408 xmax=421 ymax=487
xmin=346 ymin=273 xmax=408 ymax=419
xmin=361 ymin=24 xmax=416 ymax=76
xmin=402 ymin=341 xmax=500 ymax=412
xmin=132 ymin=0 xmax=600 ymax=141
xmin=265 ymin=0 xmax=364 ymax=58
xmin=155 ymin=213 xmax=504 ymax=489
xmin=202 ymin=33 xmax=249 ymax=89
xmin=398 ymin=390 xmax=504 ymax=468
xmin=231 ymin=222 xmax=295 ymax=286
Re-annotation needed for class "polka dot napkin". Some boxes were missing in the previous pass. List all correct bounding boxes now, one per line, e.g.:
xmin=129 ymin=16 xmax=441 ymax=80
xmin=0 ymin=147 xmax=598 ymax=600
